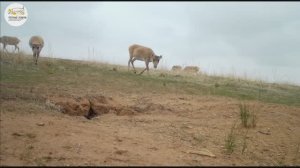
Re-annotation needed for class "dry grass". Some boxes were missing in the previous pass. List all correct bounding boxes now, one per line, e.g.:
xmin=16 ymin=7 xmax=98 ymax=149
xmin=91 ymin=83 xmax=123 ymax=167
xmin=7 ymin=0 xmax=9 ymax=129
xmin=1 ymin=51 xmax=299 ymax=166
xmin=1 ymin=51 xmax=299 ymax=107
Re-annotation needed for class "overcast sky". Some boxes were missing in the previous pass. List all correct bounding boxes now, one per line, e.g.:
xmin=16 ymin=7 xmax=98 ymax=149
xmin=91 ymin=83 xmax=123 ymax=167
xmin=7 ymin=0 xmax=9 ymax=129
xmin=1 ymin=2 xmax=300 ymax=85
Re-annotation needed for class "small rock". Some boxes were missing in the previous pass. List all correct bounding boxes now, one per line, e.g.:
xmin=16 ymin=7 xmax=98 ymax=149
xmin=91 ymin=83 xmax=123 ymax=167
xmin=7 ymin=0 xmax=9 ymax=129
xmin=12 ymin=132 xmax=23 ymax=136
xmin=263 ymin=148 xmax=269 ymax=152
xmin=148 ymin=147 xmax=158 ymax=151
xmin=258 ymin=130 xmax=271 ymax=135
xmin=114 ymin=149 xmax=128 ymax=155
xmin=115 ymin=137 xmax=123 ymax=142
xmin=27 ymin=145 xmax=34 ymax=150
xmin=185 ymin=149 xmax=216 ymax=158
xmin=36 ymin=123 xmax=45 ymax=126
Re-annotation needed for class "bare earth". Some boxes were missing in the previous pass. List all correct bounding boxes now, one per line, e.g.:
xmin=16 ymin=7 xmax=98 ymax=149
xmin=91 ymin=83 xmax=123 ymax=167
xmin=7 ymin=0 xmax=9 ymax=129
xmin=1 ymin=84 xmax=299 ymax=166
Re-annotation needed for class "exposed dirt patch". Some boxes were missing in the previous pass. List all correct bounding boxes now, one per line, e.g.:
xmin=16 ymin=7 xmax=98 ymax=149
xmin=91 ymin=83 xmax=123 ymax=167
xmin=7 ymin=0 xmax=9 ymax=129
xmin=47 ymin=96 xmax=90 ymax=116
xmin=1 ymin=80 xmax=300 ymax=166
xmin=45 ymin=94 xmax=165 ymax=119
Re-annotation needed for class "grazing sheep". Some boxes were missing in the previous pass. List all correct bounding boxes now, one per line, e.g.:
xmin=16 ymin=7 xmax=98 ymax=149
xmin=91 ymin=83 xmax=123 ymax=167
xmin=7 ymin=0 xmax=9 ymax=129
xmin=171 ymin=65 xmax=182 ymax=71
xmin=0 ymin=36 xmax=20 ymax=53
xmin=128 ymin=44 xmax=162 ymax=75
xmin=183 ymin=66 xmax=200 ymax=74
xmin=29 ymin=36 xmax=44 ymax=65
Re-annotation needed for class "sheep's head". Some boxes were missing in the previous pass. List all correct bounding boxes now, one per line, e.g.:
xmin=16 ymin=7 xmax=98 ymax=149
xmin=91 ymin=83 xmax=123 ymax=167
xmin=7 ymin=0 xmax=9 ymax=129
xmin=31 ymin=44 xmax=41 ymax=54
xmin=153 ymin=55 xmax=162 ymax=69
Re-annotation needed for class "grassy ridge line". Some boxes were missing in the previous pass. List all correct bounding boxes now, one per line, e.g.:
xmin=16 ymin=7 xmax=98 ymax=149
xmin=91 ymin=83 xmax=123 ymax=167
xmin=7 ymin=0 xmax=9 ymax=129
xmin=1 ymin=52 xmax=300 ymax=106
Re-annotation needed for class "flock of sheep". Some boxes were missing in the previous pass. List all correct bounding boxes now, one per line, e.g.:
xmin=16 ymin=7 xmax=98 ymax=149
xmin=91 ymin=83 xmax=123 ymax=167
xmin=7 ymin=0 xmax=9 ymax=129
xmin=171 ymin=65 xmax=200 ymax=73
xmin=0 ymin=35 xmax=44 ymax=65
xmin=0 ymin=36 xmax=199 ymax=74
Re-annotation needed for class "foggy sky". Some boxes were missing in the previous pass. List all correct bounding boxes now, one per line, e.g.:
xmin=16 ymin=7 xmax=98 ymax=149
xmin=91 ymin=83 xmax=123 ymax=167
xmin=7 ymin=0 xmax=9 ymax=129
xmin=1 ymin=2 xmax=300 ymax=85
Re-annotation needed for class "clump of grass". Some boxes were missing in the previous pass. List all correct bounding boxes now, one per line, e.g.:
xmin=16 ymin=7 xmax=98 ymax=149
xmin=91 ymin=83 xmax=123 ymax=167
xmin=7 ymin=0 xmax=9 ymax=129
xmin=214 ymin=82 xmax=220 ymax=88
xmin=241 ymin=130 xmax=249 ymax=154
xmin=225 ymin=123 xmax=237 ymax=154
xmin=26 ymin=133 xmax=37 ymax=139
xmin=239 ymin=102 xmax=257 ymax=128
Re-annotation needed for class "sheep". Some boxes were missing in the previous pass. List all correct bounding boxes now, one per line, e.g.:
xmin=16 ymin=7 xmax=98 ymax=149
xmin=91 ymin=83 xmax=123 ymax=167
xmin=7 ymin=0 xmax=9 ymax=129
xmin=171 ymin=65 xmax=182 ymax=71
xmin=183 ymin=66 xmax=200 ymax=74
xmin=29 ymin=36 xmax=44 ymax=65
xmin=128 ymin=44 xmax=162 ymax=75
xmin=0 ymin=36 xmax=20 ymax=53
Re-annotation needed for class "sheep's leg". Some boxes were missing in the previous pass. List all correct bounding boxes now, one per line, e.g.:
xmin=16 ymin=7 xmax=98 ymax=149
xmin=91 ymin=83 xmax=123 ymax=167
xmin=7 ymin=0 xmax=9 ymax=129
xmin=146 ymin=61 xmax=150 ymax=75
xmin=131 ymin=58 xmax=137 ymax=73
xmin=13 ymin=45 xmax=16 ymax=53
xmin=128 ymin=57 xmax=132 ymax=71
xmin=3 ymin=44 xmax=8 ymax=53
xmin=139 ymin=61 xmax=149 ymax=75
xmin=36 ymin=51 xmax=41 ymax=65
xmin=35 ymin=53 xmax=38 ymax=65
xmin=15 ymin=45 xmax=19 ymax=53
xmin=33 ymin=53 xmax=37 ymax=65
xmin=33 ymin=54 xmax=36 ymax=64
xmin=35 ymin=54 xmax=38 ymax=65
xmin=139 ymin=68 xmax=147 ymax=75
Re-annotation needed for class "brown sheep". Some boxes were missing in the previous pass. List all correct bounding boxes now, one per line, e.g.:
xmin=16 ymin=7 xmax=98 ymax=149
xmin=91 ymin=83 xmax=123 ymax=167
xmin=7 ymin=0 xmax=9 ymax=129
xmin=128 ymin=44 xmax=162 ymax=75
xmin=0 ymin=36 xmax=20 ymax=53
xmin=29 ymin=36 xmax=44 ymax=65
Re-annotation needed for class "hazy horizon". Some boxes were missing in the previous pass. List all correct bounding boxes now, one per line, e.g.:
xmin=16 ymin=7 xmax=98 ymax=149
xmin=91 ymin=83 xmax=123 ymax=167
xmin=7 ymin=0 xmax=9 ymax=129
xmin=1 ymin=2 xmax=300 ymax=85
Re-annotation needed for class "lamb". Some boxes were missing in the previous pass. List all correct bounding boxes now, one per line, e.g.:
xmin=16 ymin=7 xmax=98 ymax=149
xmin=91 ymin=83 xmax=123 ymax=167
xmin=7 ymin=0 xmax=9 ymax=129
xmin=128 ymin=44 xmax=162 ymax=75
xmin=29 ymin=36 xmax=44 ymax=65
xmin=183 ymin=66 xmax=200 ymax=74
xmin=171 ymin=65 xmax=182 ymax=71
xmin=0 ymin=36 xmax=20 ymax=53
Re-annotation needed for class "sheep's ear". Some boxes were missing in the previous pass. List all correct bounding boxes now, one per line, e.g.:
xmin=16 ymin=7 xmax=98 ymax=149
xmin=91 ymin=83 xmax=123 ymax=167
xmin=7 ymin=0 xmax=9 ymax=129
xmin=159 ymin=55 xmax=162 ymax=59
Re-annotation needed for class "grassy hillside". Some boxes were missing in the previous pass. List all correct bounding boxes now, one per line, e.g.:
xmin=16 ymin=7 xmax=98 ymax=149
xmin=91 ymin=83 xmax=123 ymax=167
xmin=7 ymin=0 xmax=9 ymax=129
xmin=1 ymin=51 xmax=300 ymax=107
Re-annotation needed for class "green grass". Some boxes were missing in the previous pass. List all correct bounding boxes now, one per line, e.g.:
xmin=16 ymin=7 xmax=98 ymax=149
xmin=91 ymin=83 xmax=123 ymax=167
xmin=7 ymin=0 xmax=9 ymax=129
xmin=1 ymin=52 xmax=300 ymax=107
xmin=239 ymin=103 xmax=257 ymax=128
xmin=225 ymin=123 xmax=237 ymax=154
xmin=241 ymin=130 xmax=249 ymax=154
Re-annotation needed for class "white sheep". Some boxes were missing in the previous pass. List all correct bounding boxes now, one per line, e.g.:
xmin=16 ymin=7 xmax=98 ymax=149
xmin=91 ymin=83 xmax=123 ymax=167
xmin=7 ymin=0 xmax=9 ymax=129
xmin=0 ymin=36 xmax=20 ymax=53
xmin=29 ymin=36 xmax=44 ymax=65
xmin=183 ymin=66 xmax=200 ymax=74
xmin=128 ymin=44 xmax=162 ymax=75
xmin=171 ymin=65 xmax=182 ymax=71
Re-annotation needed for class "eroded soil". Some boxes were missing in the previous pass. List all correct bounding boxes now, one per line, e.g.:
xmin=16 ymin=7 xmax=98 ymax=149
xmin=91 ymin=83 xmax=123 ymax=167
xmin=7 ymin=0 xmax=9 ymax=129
xmin=1 ymin=84 xmax=300 ymax=166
